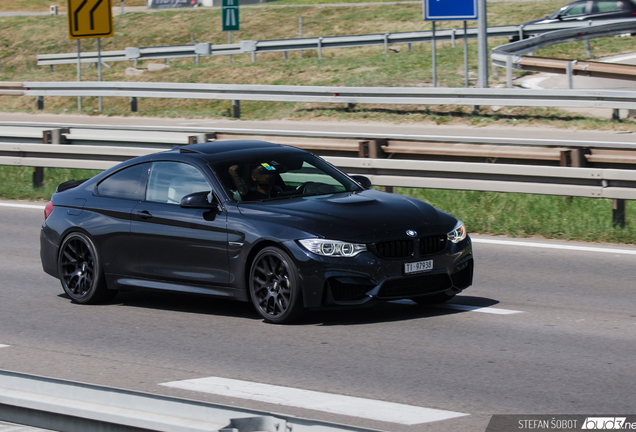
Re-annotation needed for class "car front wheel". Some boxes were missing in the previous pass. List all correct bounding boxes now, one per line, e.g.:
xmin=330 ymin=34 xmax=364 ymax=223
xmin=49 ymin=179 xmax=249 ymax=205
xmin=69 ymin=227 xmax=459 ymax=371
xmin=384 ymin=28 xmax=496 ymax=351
xmin=249 ymin=247 xmax=303 ymax=324
xmin=58 ymin=232 xmax=116 ymax=304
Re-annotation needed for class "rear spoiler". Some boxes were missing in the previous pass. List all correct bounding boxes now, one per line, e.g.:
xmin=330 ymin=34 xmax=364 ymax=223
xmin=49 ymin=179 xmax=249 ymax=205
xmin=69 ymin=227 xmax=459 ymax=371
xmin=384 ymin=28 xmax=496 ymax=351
xmin=56 ymin=179 xmax=89 ymax=193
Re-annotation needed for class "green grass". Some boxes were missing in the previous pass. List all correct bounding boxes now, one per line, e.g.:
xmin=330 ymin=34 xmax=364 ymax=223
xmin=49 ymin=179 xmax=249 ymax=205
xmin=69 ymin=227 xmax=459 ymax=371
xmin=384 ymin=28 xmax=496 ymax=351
xmin=0 ymin=166 xmax=100 ymax=200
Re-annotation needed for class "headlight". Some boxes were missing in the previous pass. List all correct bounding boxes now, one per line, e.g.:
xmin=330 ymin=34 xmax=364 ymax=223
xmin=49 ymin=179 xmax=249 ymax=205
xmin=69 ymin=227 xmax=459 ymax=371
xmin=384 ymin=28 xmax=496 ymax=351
xmin=447 ymin=221 xmax=467 ymax=244
xmin=299 ymin=239 xmax=367 ymax=257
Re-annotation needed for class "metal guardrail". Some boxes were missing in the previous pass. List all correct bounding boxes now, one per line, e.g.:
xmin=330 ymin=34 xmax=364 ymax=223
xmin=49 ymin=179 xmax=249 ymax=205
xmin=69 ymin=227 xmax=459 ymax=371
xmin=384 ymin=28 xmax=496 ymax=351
xmin=36 ymin=19 xmax=635 ymax=66
xmin=0 ymin=124 xmax=632 ymax=225
xmin=0 ymin=82 xmax=24 ymax=96
xmin=3 ymin=124 xmax=636 ymax=167
xmin=1 ymin=136 xmax=635 ymax=200
xmin=332 ymin=156 xmax=636 ymax=200
xmin=491 ymin=20 xmax=636 ymax=87
xmin=0 ymin=369 xmax=378 ymax=432
xmin=21 ymin=80 xmax=636 ymax=112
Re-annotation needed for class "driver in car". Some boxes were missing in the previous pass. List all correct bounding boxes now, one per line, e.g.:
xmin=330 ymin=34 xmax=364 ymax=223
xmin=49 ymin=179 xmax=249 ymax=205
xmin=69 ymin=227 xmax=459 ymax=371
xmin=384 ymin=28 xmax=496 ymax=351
xmin=228 ymin=164 xmax=274 ymax=201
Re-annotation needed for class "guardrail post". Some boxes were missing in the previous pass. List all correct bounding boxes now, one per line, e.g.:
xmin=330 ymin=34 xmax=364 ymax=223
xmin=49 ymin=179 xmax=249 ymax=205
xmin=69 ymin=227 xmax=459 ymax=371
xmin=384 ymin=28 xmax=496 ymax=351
xmin=613 ymin=199 xmax=626 ymax=228
xmin=32 ymin=167 xmax=44 ymax=188
xmin=318 ymin=37 xmax=323 ymax=59
xmin=130 ymin=97 xmax=138 ymax=112
xmin=566 ymin=61 xmax=575 ymax=89
xmin=408 ymin=43 xmax=412 ymax=52
xmin=35 ymin=129 xmax=69 ymax=187
xmin=506 ymin=56 xmax=513 ymax=88
xmin=284 ymin=51 xmax=289 ymax=60
xmin=491 ymin=63 xmax=499 ymax=80
xmin=358 ymin=140 xmax=391 ymax=192
xmin=584 ymin=40 xmax=591 ymax=57
xmin=384 ymin=34 xmax=389 ymax=54
xmin=560 ymin=149 xmax=589 ymax=168
xmin=43 ymin=129 xmax=69 ymax=146
xmin=612 ymin=109 xmax=620 ymax=121
xmin=232 ymin=100 xmax=241 ymax=119
xmin=188 ymin=133 xmax=214 ymax=144
xmin=451 ymin=29 xmax=456 ymax=48
xmin=299 ymin=16 xmax=303 ymax=58
xmin=37 ymin=96 xmax=44 ymax=110
xmin=518 ymin=25 xmax=524 ymax=41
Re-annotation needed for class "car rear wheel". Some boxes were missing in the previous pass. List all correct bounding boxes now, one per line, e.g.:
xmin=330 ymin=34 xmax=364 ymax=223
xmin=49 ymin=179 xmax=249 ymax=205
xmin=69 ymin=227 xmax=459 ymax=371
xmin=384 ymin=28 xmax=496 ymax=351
xmin=249 ymin=247 xmax=303 ymax=324
xmin=411 ymin=292 xmax=456 ymax=305
xmin=58 ymin=232 xmax=116 ymax=304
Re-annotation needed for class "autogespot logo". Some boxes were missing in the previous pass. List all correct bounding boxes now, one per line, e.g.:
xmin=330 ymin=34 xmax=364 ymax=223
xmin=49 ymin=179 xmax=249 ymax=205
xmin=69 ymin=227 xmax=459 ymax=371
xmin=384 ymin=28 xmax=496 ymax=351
xmin=582 ymin=418 xmax=632 ymax=430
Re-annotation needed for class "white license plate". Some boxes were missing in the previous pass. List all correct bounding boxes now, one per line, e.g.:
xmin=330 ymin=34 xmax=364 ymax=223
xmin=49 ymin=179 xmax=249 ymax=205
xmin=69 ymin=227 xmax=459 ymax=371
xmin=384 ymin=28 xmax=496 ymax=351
xmin=404 ymin=260 xmax=433 ymax=275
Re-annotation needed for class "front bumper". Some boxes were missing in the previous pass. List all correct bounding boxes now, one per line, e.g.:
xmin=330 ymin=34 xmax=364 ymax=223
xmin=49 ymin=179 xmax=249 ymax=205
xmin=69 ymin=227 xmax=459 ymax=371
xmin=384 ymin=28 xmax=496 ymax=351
xmin=293 ymin=236 xmax=474 ymax=308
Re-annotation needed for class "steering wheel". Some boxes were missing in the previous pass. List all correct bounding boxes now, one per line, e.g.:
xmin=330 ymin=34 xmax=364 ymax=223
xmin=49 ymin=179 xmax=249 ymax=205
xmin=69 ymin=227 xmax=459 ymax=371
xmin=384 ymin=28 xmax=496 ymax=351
xmin=295 ymin=182 xmax=317 ymax=195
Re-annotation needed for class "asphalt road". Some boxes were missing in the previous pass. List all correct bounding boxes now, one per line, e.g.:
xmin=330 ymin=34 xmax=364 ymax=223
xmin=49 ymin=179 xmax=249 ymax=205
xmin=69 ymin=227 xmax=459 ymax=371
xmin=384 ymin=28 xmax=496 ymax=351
xmin=0 ymin=202 xmax=635 ymax=432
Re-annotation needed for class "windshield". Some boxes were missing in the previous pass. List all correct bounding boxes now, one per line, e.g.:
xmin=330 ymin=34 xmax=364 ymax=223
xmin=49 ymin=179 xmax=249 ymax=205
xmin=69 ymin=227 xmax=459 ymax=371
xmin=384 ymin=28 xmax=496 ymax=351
xmin=212 ymin=152 xmax=361 ymax=202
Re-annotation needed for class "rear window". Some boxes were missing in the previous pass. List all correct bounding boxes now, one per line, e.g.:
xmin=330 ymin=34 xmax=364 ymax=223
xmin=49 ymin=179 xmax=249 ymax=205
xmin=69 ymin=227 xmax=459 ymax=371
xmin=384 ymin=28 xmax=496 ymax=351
xmin=96 ymin=163 xmax=149 ymax=200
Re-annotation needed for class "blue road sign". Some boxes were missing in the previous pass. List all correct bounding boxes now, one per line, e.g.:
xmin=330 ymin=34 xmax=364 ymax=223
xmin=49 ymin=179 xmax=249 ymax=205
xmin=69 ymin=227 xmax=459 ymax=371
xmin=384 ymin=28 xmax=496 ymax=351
xmin=424 ymin=0 xmax=478 ymax=20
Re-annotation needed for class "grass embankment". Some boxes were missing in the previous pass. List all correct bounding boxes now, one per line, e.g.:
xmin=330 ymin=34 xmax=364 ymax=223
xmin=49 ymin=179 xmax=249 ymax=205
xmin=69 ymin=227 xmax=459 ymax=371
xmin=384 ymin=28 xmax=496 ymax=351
xmin=1 ymin=0 xmax=636 ymax=129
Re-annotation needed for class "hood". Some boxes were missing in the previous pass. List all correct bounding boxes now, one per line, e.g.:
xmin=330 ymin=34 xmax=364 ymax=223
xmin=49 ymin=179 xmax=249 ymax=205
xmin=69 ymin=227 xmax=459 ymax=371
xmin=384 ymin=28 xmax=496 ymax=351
xmin=237 ymin=189 xmax=457 ymax=242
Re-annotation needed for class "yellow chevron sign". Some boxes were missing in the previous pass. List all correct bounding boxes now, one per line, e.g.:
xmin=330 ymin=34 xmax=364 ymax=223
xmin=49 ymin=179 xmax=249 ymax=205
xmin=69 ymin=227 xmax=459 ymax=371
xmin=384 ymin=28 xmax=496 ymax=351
xmin=66 ymin=0 xmax=114 ymax=39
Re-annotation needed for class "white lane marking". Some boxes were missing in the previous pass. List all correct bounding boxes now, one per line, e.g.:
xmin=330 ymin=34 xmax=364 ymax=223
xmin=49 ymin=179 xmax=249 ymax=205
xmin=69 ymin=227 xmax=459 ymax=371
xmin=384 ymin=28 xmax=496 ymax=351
xmin=160 ymin=376 xmax=468 ymax=425
xmin=0 ymin=345 xmax=10 ymax=348
xmin=0 ymin=203 xmax=45 ymax=210
xmin=472 ymin=238 xmax=636 ymax=256
xmin=390 ymin=299 xmax=523 ymax=314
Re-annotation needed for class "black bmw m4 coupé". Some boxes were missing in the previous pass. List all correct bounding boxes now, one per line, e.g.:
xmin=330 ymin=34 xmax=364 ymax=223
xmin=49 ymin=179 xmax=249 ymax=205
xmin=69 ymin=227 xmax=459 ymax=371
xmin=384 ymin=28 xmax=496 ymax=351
xmin=40 ymin=140 xmax=473 ymax=323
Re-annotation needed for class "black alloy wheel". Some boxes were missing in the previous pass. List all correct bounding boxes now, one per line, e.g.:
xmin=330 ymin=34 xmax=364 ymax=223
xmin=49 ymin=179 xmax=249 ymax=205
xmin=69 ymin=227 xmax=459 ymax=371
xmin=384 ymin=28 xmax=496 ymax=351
xmin=58 ymin=232 xmax=115 ymax=304
xmin=249 ymin=247 xmax=303 ymax=324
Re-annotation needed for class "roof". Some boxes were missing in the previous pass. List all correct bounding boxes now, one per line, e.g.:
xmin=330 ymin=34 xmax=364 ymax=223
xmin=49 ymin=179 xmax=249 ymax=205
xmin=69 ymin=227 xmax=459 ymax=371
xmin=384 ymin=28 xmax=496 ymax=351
xmin=180 ymin=140 xmax=283 ymax=155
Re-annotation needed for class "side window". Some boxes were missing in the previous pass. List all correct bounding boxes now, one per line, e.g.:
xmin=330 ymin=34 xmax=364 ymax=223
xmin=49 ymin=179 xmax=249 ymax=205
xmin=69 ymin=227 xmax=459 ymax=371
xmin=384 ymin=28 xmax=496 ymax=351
xmin=594 ymin=1 xmax=622 ymax=12
xmin=97 ymin=163 xmax=149 ymax=200
xmin=562 ymin=2 xmax=588 ymax=16
xmin=146 ymin=162 xmax=211 ymax=204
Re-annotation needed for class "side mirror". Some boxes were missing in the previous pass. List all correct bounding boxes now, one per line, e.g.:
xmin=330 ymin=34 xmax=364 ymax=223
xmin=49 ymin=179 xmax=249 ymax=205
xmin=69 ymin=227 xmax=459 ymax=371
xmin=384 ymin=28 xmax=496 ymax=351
xmin=351 ymin=175 xmax=372 ymax=190
xmin=180 ymin=191 xmax=217 ymax=209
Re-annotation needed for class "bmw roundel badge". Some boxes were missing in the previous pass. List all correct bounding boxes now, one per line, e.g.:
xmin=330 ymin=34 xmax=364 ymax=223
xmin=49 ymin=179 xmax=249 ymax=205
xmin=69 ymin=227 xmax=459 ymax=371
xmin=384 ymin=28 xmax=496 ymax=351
xmin=406 ymin=230 xmax=417 ymax=237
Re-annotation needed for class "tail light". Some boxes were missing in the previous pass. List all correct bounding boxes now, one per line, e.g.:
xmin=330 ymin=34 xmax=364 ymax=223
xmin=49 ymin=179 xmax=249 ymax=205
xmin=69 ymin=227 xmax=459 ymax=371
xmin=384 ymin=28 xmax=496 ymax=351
xmin=44 ymin=201 xmax=54 ymax=219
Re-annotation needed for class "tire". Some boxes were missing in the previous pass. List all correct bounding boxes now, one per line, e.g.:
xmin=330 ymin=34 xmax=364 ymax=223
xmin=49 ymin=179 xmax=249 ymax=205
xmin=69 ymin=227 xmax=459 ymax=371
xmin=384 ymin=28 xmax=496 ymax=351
xmin=249 ymin=247 xmax=303 ymax=324
xmin=411 ymin=292 xmax=456 ymax=305
xmin=58 ymin=232 xmax=116 ymax=304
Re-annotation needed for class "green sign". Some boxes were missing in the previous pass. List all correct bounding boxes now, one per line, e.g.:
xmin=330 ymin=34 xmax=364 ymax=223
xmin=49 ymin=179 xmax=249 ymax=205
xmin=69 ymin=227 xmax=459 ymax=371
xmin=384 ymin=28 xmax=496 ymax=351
xmin=222 ymin=0 xmax=239 ymax=31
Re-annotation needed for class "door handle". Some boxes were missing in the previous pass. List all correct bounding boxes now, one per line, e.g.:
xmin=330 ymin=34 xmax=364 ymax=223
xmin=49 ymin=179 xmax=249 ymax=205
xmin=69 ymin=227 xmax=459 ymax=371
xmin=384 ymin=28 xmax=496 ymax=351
xmin=135 ymin=210 xmax=152 ymax=220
